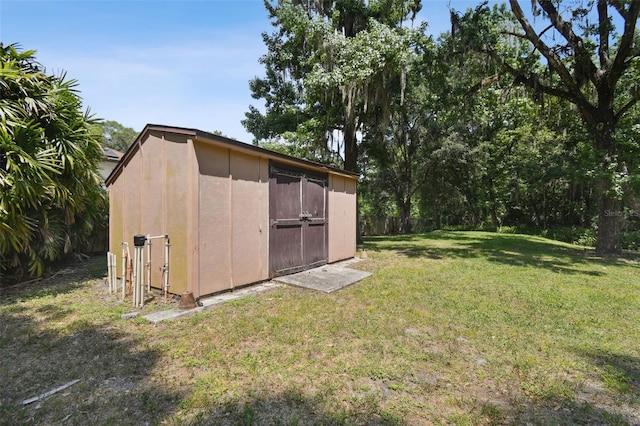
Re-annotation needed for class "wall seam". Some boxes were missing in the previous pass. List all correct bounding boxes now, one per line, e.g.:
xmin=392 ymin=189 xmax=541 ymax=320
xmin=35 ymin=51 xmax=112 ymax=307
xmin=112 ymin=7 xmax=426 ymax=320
xmin=228 ymin=148 xmax=233 ymax=290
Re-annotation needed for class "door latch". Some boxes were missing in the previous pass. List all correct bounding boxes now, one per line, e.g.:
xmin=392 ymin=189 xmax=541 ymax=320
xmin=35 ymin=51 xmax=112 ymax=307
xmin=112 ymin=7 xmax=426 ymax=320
xmin=299 ymin=211 xmax=312 ymax=221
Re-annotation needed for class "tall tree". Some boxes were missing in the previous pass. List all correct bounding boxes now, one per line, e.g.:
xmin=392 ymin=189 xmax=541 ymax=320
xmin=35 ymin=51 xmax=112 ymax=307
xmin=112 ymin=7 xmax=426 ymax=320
xmin=452 ymin=1 xmax=640 ymax=255
xmin=98 ymin=120 xmax=137 ymax=152
xmin=0 ymin=43 xmax=106 ymax=277
xmin=361 ymin=30 xmax=441 ymax=233
xmin=245 ymin=0 xmax=422 ymax=172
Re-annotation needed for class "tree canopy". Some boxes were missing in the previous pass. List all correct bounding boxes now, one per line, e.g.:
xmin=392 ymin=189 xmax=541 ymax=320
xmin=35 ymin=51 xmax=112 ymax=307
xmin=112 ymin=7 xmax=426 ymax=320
xmin=244 ymin=0 xmax=423 ymax=171
xmin=247 ymin=1 xmax=640 ymax=254
xmin=98 ymin=120 xmax=138 ymax=152
xmin=451 ymin=0 xmax=640 ymax=255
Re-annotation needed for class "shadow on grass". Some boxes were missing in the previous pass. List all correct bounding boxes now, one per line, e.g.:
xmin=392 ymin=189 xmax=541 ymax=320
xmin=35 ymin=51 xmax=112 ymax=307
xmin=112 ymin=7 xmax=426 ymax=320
xmin=577 ymin=349 xmax=640 ymax=396
xmin=363 ymin=231 xmax=636 ymax=276
xmin=172 ymin=381 xmax=634 ymax=426
xmin=512 ymin=349 xmax=640 ymax=425
xmin=514 ymin=399 xmax=632 ymax=425
xmin=0 ymin=256 xmax=107 ymax=307
xmin=178 ymin=389 xmax=407 ymax=425
xmin=0 ymin=306 xmax=182 ymax=425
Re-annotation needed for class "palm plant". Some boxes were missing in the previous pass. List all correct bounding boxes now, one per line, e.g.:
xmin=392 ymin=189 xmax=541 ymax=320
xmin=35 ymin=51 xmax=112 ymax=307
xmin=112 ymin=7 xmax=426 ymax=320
xmin=0 ymin=43 xmax=107 ymax=278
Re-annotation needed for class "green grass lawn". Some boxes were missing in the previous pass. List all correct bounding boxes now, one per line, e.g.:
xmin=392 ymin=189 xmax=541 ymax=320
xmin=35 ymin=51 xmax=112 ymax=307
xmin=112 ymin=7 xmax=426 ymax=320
xmin=1 ymin=231 xmax=639 ymax=425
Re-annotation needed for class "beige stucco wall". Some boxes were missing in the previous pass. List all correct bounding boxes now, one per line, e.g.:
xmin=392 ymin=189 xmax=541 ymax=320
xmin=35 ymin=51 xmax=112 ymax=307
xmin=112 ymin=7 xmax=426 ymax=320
xmin=194 ymin=140 xmax=269 ymax=296
xmin=195 ymin=142 xmax=230 ymax=295
xmin=108 ymin=131 xmax=190 ymax=296
xmin=230 ymin=150 xmax=270 ymax=288
xmin=328 ymin=174 xmax=357 ymax=263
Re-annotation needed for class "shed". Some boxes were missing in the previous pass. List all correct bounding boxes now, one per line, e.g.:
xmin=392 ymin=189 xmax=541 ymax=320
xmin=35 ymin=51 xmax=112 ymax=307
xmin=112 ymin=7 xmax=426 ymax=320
xmin=106 ymin=124 xmax=358 ymax=298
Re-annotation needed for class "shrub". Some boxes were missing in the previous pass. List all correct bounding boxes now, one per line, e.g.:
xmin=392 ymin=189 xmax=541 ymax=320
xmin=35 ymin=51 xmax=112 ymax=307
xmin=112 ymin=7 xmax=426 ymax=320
xmin=0 ymin=43 xmax=107 ymax=278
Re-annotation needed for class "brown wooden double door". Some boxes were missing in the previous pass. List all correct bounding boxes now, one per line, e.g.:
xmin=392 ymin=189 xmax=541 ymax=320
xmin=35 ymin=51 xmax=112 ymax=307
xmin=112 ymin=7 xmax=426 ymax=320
xmin=269 ymin=162 xmax=328 ymax=277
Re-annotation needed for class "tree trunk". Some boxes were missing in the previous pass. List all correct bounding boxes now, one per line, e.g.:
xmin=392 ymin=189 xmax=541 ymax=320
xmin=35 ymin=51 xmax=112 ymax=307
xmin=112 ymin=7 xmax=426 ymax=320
xmin=596 ymin=190 xmax=621 ymax=255
xmin=488 ymin=185 xmax=498 ymax=231
xmin=344 ymin=123 xmax=358 ymax=172
xmin=399 ymin=199 xmax=412 ymax=234
xmin=594 ymin=123 xmax=622 ymax=256
xmin=433 ymin=196 xmax=442 ymax=230
xmin=490 ymin=204 xmax=498 ymax=231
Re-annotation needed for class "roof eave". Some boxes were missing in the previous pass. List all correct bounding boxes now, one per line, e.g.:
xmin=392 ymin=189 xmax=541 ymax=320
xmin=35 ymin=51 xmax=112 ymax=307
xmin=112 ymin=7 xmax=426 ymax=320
xmin=105 ymin=124 xmax=359 ymax=186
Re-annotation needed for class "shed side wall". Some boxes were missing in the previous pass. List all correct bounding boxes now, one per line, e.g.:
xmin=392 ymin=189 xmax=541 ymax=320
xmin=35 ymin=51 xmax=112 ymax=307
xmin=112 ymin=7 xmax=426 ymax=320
xmin=123 ymin=143 xmax=143 ymax=248
xmin=230 ymin=151 xmax=269 ymax=287
xmin=195 ymin=141 xmax=269 ymax=296
xmin=328 ymin=175 xmax=357 ymax=262
xmin=141 ymin=133 xmax=166 ymax=289
xmin=162 ymin=132 xmax=190 ymax=295
xmin=195 ymin=142 xmax=232 ymax=295
xmin=108 ymin=131 xmax=190 ymax=296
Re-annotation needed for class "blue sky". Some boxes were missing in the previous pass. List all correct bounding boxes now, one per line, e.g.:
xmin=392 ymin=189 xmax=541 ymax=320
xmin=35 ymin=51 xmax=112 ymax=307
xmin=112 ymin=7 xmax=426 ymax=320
xmin=1 ymin=0 xmax=485 ymax=143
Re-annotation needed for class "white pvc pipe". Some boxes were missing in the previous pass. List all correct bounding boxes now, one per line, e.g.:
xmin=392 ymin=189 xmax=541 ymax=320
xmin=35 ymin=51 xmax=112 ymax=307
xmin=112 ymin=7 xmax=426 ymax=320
xmin=146 ymin=236 xmax=151 ymax=292
xmin=132 ymin=246 xmax=138 ymax=307
xmin=164 ymin=236 xmax=170 ymax=299
xmin=114 ymin=254 xmax=118 ymax=292
xmin=139 ymin=245 xmax=144 ymax=307
xmin=145 ymin=234 xmax=170 ymax=299
xmin=108 ymin=252 xmax=117 ymax=294
xmin=123 ymin=234 xmax=170 ymax=306
xmin=132 ymin=245 xmax=145 ymax=308
xmin=113 ymin=253 xmax=117 ymax=293
xmin=121 ymin=242 xmax=129 ymax=300
xmin=106 ymin=252 xmax=112 ymax=294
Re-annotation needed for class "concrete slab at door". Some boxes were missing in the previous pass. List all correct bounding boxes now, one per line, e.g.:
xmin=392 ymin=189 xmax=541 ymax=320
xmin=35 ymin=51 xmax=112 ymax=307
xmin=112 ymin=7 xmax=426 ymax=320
xmin=272 ymin=260 xmax=371 ymax=293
